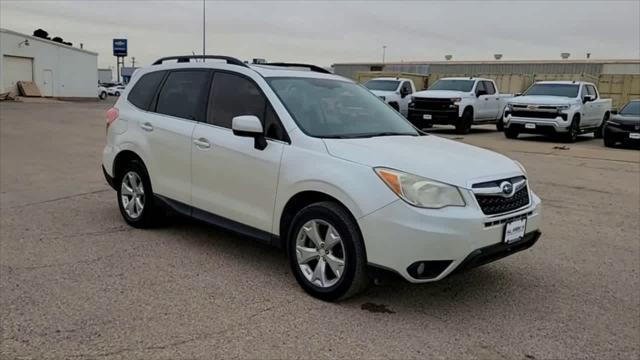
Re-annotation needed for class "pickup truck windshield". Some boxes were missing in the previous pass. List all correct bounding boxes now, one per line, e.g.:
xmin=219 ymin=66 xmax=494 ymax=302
xmin=364 ymin=80 xmax=400 ymax=91
xmin=524 ymin=84 xmax=579 ymax=98
xmin=429 ymin=80 xmax=475 ymax=92
xmin=620 ymin=101 xmax=640 ymax=116
xmin=268 ymin=77 xmax=419 ymax=138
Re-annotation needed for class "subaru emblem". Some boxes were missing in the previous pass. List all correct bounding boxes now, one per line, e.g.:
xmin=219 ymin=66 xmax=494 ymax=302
xmin=500 ymin=181 xmax=514 ymax=196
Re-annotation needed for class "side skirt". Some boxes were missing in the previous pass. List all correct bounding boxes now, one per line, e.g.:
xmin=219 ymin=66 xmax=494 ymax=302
xmin=154 ymin=194 xmax=282 ymax=248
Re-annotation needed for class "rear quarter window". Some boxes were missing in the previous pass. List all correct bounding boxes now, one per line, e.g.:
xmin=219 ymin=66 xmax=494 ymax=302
xmin=127 ymin=71 xmax=166 ymax=110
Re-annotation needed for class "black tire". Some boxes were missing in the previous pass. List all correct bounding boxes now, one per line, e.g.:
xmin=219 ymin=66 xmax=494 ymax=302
xmin=115 ymin=91 xmax=121 ymax=97
xmin=116 ymin=160 xmax=162 ymax=228
xmin=455 ymin=108 xmax=473 ymax=134
xmin=496 ymin=115 xmax=504 ymax=131
xmin=594 ymin=112 xmax=609 ymax=139
xmin=287 ymin=201 xmax=369 ymax=301
xmin=564 ymin=115 xmax=580 ymax=143
xmin=504 ymin=127 xmax=519 ymax=139
xmin=603 ymin=132 xmax=616 ymax=148
xmin=99 ymin=91 xmax=107 ymax=100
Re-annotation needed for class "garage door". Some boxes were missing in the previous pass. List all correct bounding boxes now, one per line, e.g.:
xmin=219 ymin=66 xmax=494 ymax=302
xmin=2 ymin=55 xmax=33 ymax=94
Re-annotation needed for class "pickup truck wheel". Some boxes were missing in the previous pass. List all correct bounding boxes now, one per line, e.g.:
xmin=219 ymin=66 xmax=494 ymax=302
xmin=496 ymin=115 xmax=504 ymax=131
xmin=455 ymin=108 xmax=473 ymax=134
xmin=564 ymin=115 xmax=580 ymax=143
xmin=504 ymin=127 xmax=519 ymax=139
xmin=287 ymin=201 xmax=369 ymax=301
xmin=594 ymin=113 xmax=609 ymax=139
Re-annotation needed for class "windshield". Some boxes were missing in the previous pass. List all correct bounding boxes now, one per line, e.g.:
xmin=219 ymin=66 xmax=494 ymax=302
xmin=429 ymin=79 xmax=474 ymax=92
xmin=620 ymin=101 xmax=640 ymax=116
xmin=524 ymin=84 xmax=579 ymax=98
xmin=364 ymin=80 xmax=400 ymax=91
xmin=267 ymin=77 xmax=419 ymax=138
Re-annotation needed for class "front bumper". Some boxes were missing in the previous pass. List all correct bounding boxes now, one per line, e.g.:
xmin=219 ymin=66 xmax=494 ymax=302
xmin=408 ymin=108 xmax=459 ymax=126
xmin=604 ymin=125 xmax=640 ymax=144
xmin=359 ymin=193 xmax=542 ymax=283
xmin=505 ymin=115 xmax=571 ymax=134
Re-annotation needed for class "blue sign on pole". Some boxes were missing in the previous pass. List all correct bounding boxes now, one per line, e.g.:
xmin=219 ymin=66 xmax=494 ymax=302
xmin=113 ymin=39 xmax=127 ymax=57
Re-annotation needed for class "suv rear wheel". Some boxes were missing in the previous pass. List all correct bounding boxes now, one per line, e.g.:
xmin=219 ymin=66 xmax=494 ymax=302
xmin=117 ymin=160 xmax=162 ymax=228
xmin=287 ymin=201 xmax=369 ymax=301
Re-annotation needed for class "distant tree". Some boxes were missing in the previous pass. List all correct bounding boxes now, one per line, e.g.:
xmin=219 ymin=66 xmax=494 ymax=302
xmin=52 ymin=37 xmax=63 ymax=43
xmin=33 ymin=28 xmax=50 ymax=39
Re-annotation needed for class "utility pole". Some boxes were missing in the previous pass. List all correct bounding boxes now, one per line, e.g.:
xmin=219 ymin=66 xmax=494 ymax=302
xmin=382 ymin=45 xmax=387 ymax=64
xmin=131 ymin=57 xmax=136 ymax=68
xmin=203 ymin=0 xmax=206 ymax=60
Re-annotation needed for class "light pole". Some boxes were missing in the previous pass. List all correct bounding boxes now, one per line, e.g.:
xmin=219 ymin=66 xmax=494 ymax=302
xmin=382 ymin=45 xmax=387 ymax=64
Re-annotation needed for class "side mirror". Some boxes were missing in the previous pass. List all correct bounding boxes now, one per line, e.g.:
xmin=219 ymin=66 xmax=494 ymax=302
xmin=582 ymin=95 xmax=595 ymax=104
xmin=515 ymin=92 xmax=523 ymax=97
xmin=476 ymin=90 xmax=487 ymax=97
xmin=232 ymin=115 xmax=267 ymax=150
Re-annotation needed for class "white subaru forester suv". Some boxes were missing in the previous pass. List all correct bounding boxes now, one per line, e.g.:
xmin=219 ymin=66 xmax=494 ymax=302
xmin=102 ymin=55 xmax=542 ymax=301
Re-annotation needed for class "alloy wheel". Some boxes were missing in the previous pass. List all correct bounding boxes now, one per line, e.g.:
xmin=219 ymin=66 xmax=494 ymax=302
xmin=295 ymin=219 xmax=346 ymax=288
xmin=121 ymin=171 xmax=145 ymax=219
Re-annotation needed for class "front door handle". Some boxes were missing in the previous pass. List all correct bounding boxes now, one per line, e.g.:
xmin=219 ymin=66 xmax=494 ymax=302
xmin=193 ymin=137 xmax=211 ymax=149
xmin=140 ymin=122 xmax=154 ymax=132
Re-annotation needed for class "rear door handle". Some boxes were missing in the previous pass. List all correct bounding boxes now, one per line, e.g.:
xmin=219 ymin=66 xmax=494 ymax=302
xmin=193 ymin=137 xmax=211 ymax=149
xmin=140 ymin=122 xmax=153 ymax=132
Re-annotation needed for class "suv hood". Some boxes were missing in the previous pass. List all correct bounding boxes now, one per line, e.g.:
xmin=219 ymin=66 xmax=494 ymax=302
xmin=413 ymin=90 xmax=468 ymax=99
xmin=611 ymin=114 xmax=640 ymax=123
xmin=509 ymin=95 xmax=577 ymax=106
xmin=323 ymin=135 xmax=521 ymax=189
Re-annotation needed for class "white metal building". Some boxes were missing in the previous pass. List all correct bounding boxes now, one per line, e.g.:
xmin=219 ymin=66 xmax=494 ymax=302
xmin=0 ymin=28 xmax=98 ymax=98
xmin=98 ymin=68 xmax=112 ymax=84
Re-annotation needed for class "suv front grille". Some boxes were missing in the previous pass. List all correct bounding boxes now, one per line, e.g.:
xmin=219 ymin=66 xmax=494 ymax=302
xmin=511 ymin=110 xmax=559 ymax=119
xmin=475 ymin=186 xmax=530 ymax=215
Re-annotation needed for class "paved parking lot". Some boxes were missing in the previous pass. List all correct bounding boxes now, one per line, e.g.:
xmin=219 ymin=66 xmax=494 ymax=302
xmin=1 ymin=99 xmax=638 ymax=359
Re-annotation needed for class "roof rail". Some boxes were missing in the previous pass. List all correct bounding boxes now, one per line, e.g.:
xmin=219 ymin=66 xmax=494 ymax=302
xmin=152 ymin=55 xmax=248 ymax=68
xmin=262 ymin=62 xmax=332 ymax=74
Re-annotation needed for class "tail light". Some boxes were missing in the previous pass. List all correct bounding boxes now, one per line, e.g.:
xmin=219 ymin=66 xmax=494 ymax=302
xmin=106 ymin=107 xmax=119 ymax=134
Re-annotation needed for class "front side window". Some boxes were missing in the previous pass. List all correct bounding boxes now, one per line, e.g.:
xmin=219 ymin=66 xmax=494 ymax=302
xmin=364 ymin=80 xmax=400 ymax=91
xmin=127 ymin=71 xmax=166 ymax=110
xmin=585 ymin=85 xmax=598 ymax=99
xmin=267 ymin=77 xmax=419 ymax=138
xmin=208 ymin=72 xmax=287 ymax=141
xmin=524 ymin=84 xmax=580 ymax=98
xmin=401 ymin=81 xmax=413 ymax=95
xmin=475 ymin=81 xmax=486 ymax=95
xmin=429 ymin=79 xmax=475 ymax=92
xmin=156 ymin=71 xmax=211 ymax=121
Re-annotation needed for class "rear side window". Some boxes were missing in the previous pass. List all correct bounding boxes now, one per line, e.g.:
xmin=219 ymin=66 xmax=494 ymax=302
xmin=156 ymin=71 xmax=211 ymax=121
xmin=208 ymin=72 xmax=287 ymax=141
xmin=127 ymin=71 xmax=166 ymax=110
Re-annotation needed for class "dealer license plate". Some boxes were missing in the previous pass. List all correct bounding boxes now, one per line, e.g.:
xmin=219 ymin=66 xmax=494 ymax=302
xmin=504 ymin=218 xmax=527 ymax=244
xmin=525 ymin=123 xmax=536 ymax=129
xmin=423 ymin=114 xmax=432 ymax=120
xmin=629 ymin=133 xmax=640 ymax=140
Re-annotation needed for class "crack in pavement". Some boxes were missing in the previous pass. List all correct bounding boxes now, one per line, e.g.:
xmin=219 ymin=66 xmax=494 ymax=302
xmin=3 ymin=189 xmax=111 ymax=210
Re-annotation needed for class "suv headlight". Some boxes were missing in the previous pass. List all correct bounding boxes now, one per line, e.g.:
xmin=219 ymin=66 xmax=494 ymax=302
xmin=451 ymin=97 xmax=462 ymax=103
xmin=557 ymin=105 xmax=570 ymax=111
xmin=374 ymin=168 xmax=465 ymax=209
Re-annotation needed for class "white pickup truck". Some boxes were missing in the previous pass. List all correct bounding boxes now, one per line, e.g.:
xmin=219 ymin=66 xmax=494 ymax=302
xmin=503 ymin=81 xmax=612 ymax=142
xmin=407 ymin=77 xmax=512 ymax=134
xmin=364 ymin=77 xmax=416 ymax=117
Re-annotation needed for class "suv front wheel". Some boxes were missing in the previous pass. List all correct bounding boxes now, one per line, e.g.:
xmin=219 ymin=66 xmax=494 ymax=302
xmin=287 ymin=202 xmax=369 ymax=301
